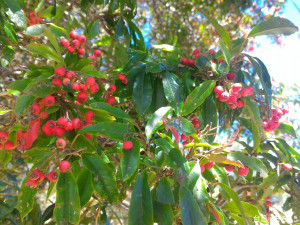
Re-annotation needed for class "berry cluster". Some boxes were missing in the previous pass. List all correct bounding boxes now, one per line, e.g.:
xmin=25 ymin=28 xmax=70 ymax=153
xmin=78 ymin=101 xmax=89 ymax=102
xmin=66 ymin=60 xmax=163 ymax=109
xmin=225 ymin=165 xmax=249 ymax=176
xmin=0 ymin=131 xmax=15 ymax=150
xmin=214 ymin=82 xmax=254 ymax=109
xmin=262 ymin=108 xmax=288 ymax=132
xmin=60 ymin=30 xmax=90 ymax=57
xmin=26 ymin=11 xmax=42 ymax=26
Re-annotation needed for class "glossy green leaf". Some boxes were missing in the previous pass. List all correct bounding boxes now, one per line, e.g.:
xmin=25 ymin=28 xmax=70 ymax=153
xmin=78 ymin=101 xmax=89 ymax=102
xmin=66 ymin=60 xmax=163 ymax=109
xmin=21 ymin=148 xmax=52 ymax=163
xmin=7 ymin=79 xmax=30 ymax=92
xmin=14 ymin=94 xmax=35 ymax=115
xmin=76 ymin=168 xmax=94 ymax=207
xmin=162 ymin=71 xmax=183 ymax=115
xmin=41 ymin=204 xmax=55 ymax=225
xmin=220 ymin=40 xmax=231 ymax=65
xmin=54 ymin=172 xmax=81 ymax=224
xmin=157 ymin=177 xmax=175 ymax=204
xmin=153 ymin=202 xmax=173 ymax=225
xmin=120 ymin=141 xmax=140 ymax=181
xmin=82 ymin=153 xmax=118 ymax=203
xmin=27 ymin=43 xmax=63 ymax=62
xmin=166 ymin=149 xmax=189 ymax=185
xmin=146 ymin=62 xmax=165 ymax=73
xmin=0 ymin=150 xmax=12 ymax=169
xmin=179 ymin=185 xmax=207 ymax=225
xmin=86 ymin=20 xmax=100 ymax=39
xmin=181 ymin=80 xmax=216 ymax=116
xmin=228 ymin=213 xmax=245 ymax=225
xmin=49 ymin=23 xmax=68 ymax=37
xmin=133 ymin=72 xmax=153 ymax=114
xmin=166 ymin=117 xmax=196 ymax=136
xmin=128 ymin=171 xmax=153 ymax=225
xmin=44 ymin=28 xmax=61 ymax=54
xmin=277 ymin=124 xmax=297 ymax=138
xmin=3 ymin=0 xmax=27 ymax=29
xmin=23 ymin=24 xmax=45 ymax=37
xmin=258 ymin=173 xmax=278 ymax=190
xmin=78 ymin=122 xmax=133 ymax=141
xmin=4 ymin=23 xmax=18 ymax=43
xmin=229 ymin=38 xmax=248 ymax=56
xmin=229 ymin=151 xmax=268 ymax=173
xmin=202 ymin=94 xmax=217 ymax=143
xmin=1 ymin=45 xmax=14 ymax=67
xmin=248 ymin=17 xmax=299 ymax=37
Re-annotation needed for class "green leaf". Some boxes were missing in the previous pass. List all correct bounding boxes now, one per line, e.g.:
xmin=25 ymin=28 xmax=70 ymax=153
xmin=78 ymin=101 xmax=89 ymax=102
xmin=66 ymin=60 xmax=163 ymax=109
xmin=228 ymin=213 xmax=245 ymax=225
xmin=229 ymin=38 xmax=248 ymax=56
xmin=44 ymin=28 xmax=61 ymax=54
xmin=86 ymin=20 xmax=100 ymax=39
xmin=219 ymin=40 xmax=231 ymax=65
xmin=27 ymin=43 xmax=63 ymax=62
xmin=78 ymin=122 xmax=133 ymax=141
xmin=54 ymin=172 xmax=81 ymax=225
xmin=179 ymin=185 xmax=207 ymax=225
xmin=3 ymin=0 xmax=27 ymax=29
xmin=23 ymin=24 xmax=45 ymax=37
xmin=21 ymin=148 xmax=52 ymax=163
xmin=17 ymin=178 xmax=38 ymax=219
xmin=277 ymin=124 xmax=297 ymax=138
xmin=82 ymin=153 xmax=118 ymax=203
xmin=157 ymin=177 xmax=175 ymax=204
xmin=0 ymin=150 xmax=12 ymax=168
xmin=49 ymin=23 xmax=68 ymax=37
xmin=166 ymin=149 xmax=189 ymax=184
xmin=162 ymin=71 xmax=183 ymax=115
xmin=7 ymin=79 xmax=30 ymax=92
xmin=181 ymin=80 xmax=216 ymax=116
xmin=146 ymin=62 xmax=165 ymax=73
xmin=4 ymin=23 xmax=18 ymax=43
xmin=248 ymin=17 xmax=299 ymax=38
xmin=1 ymin=45 xmax=14 ymax=67
xmin=146 ymin=106 xmax=172 ymax=138
xmin=201 ymin=11 xmax=231 ymax=48
xmin=229 ymin=151 xmax=268 ymax=173
xmin=259 ymin=173 xmax=278 ymax=190
xmin=202 ymin=94 xmax=217 ymax=143
xmin=133 ymin=73 xmax=153 ymax=114
xmin=76 ymin=168 xmax=94 ymax=207
xmin=166 ymin=117 xmax=196 ymax=136
xmin=120 ymin=141 xmax=140 ymax=181
xmin=14 ymin=94 xmax=35 ymax=115
xmin=128 ymin=171 xmax=153 ymax=225
xmin=153 ymin=202 xmax=173 ymax=225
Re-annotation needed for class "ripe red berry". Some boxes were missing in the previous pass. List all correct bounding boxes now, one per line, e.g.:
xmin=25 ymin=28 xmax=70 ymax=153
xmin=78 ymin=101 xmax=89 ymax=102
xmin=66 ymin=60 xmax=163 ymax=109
xmin=200 ymin=165 xmax=205 ymax=173
xmin=219 ymin=92 xmax=229 ymax=102
xmin=192 ymin=119 xmax=199 ymax=128
xmin=56 ymin=138 xmax=66 ymax=148
xmin=107 ymin=84 xmax=116 ymax=93
xmin=54 ymin=68 xmax=65 ymax=77
xmin=214 ymin=86 xmax=224 ymax=94
xmin=193 ymin=49 xmax=201 ymax=58
xmin=236 ymin=100 xmax=244 ymax=108
xmin=31 ymin=104 xmax=41 ymax=115
xmin=283 ymin=163 xmax=292 ymax=171
xmin=241 ymin=87 xmax=254 ymax=97
xmin=266 ymin=201 xmax=272 ymax=207
xmin=85 ymin=111 xmax=95 ymax=122
xmin=64 ymin=121 xmax=74 ymax=131
xmin=227 ymin=95 xmax=237 ymax=104
xmin=72 ymin=82 xmax=80 ymax=91
xmin=208 ymin=49 xmax=215 ymax=55
xmin=67 ymin=46 xmax=76 ymax=53
xmin=0 ymin=131 xmax=9 ymax=143
xmin=72 ymin=118 xmax=82 ymax=129
xmin=118 ymin=73 xmax=126 ymax=80
xmin=77 ymin=91 xmax=88 ymax=103
xmin=181 ymin=57 xmax=188 ymax=65
xmin=77 ymin=34 xmax=87 ymax=44
xmin=94 ymin=50 xmax=102 ymax=57
xmin=227 ymin=73 xmax=236 ymax=80
xmin=225 ymin=165 xmax=235 ymax=172
xmin=218 ymin=59 xmax=226 ymax=64
xmin=86 ymin=77 xmax=95 ymax=86
xmin=60 ymin=39 xmax=69 ymax=48
xmin=29 ymin=170 xmax=44 ymax=182
xmin=71 ymin=39 xmax=80 ymax=48
xmin=44 ymin=95 xmax=55 ymax=106
xmin=69 ymin=30 xmax=78 ymax=39
xmin=121 ymin=78 xmax=128 ymax=85
xmin=66 ymin=71 xmax=76 ymax=79
xmin=52 ymin=78 xmax=62 ymax=87
xmin=26 ymin=179 xmax=38 ymax=188
xmin=181 ymin=134 xmax=188 ymax=141
xmin=89 ymin=83 xmax=99 ymax=93
xmin=106 ymin=95 xmax=116 ymax=105
xmin=79 ymin=83 xmax=88 ymax=92
xmin=123 ymin=141 xmax=133 ymax=150
xmin=232 ymin=83 xmax=243 ymax=92
xmin=231 ymin=91 xmax=241 ymax=98
xmin=4 ymin=141 xmax=15 ymax=150
xmin=57 ymin=118 xmax=68 ymax=128
xmin=46 ymin=120 xmax=56 ymax=129
xmin=62 ymin=78 xmax=70 ymax=85
xmin=238 ymin=166 xmax=249 ymax=176
xmin=47 ymin=171 xmax=58 ymax=182
xmin=59 ymin=160 xmax=71 ymax=173
xmin=77 ymin=47 xmax=86 ymax=56
xmin=204 ymin=162 xmax=215 ymax=169
xmin=54 ymin=127 xmax=65 ymax=137
xmin=188 ymin=59 xmax=195 ymax=67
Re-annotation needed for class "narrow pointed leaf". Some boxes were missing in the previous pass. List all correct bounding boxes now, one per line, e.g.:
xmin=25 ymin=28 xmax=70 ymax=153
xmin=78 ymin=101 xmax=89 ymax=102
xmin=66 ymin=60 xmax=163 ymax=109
xmin=202 ymin=94 xmax=217 ymax=143
xmin=166 ymin=117 xmax=196 ymax=136
xmin=76 ymin=168 xmax=94 ymax=207
xmin=157 ymin=177 xmax=175 ymax=204
xmin=120 ymin=141 xmax=140 ymax=181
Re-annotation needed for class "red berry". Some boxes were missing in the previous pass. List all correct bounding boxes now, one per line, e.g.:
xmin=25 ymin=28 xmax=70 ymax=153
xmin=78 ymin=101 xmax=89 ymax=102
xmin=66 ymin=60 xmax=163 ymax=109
xmin=4 ymin=141 xmax=14 ymax=150
xmin=67 ymin=46 xmax=76 ymax=53
xmin=54 ymin=127 xmax=65 ymax=137
xmin=79 ymin=83 xmax=88 ymax=92
xmin=188 ymin=59 xmax=195 ymax=67
xmin=57 ymin=118 xmax=68 ymax=128
xmin=227 ymin=73 xmax=236 ymax=80
xmin=0 ymin=143 xmax=2 ymax=150
xmin=59 ymin=160 xmax=70 ymax=173
xmin=225 ymin=165 xmax=235 ymax=172
xmin=77 ymin=91 xmax=88 ymax=103
xmin=62 ymin=78 xmax=70 ymax=85
xmin=227 ymin=95 xmax=237 ymax=104
xmin=241 ymin=87 xmax=254 ymax=97
xmin=26 ymin=179 xmax=38 ymax=188
xmin=29 ymin=170 xmax=44 ymax=182
xmin=44 ymin=95 xmax=55 ymax=106
xmin=266 ymin=201 xmax=272 ymax=207
xmin=31 ymin=104 xmax=41 ymax=115
xmin=219 ymin=92 xmax=229 ymax=102
xmin=192 ymin=119 xmax=199 ymax=128
xmin=228 ymin=103 xmax=237 ymax=109
xmin=64 ymin=121 xmax=74 ymax=132
xmin=77 ymin=35 xmax=87 ymax=44
xmin=208 ymin=49 xmax=215 ymax=55
xmin=218 ymin=59 xmax=226 ymax=64
xmin=72 ymin=118 xmax=82 ymax=129
xmin=236 ymin=100 xmax=244 ymax=108
xmin=214 ymin=85 xmax=224 ymax=94
xmin=86 ymin=77 xmax=95 ymax=86
xmin=200 ymin=165 xmax=205 ymax=173
xmin=72 ymin=82 xmax=80 ymax=91
xmin=0 ymin=131 xmax=9 ymax=143
xmin=107 ymin=84 xmax=116 ymax=93
xmin=77 ymin=47 xmax=86 ymax=56
xmin=123 ymin=141 xmax=133 ymax=150
xmin=106 ymin=95 xmax=116 ymax=105
xmin=89 ymin=84 xmax=99 ymax=93
xmin=52 ymin=78 xmax=62 ymax=87
xmin=193 ymin=49 xmax=201 ymax=58
xmin=231 ymin=91 xmax=241 ymax=98
xmin=56 ymin=138 xmax=66 ymax=148
xmin=283 ymin=163 xmax=292 ymax=171
xmin=85 ymin=111 xmax=95 ymax=122
xmin=118 ymin=73 xmax=126 ymax=80
xmin=66 ymin=71 xmax=76 ymax=79
xmin=71 ymin=39 xmax=80 ymax=48
xmin=36 ymin=171 xmax=45 ymax=182
xmin=60 ymin=39 xmax=69 ymax=48
xmin=69 ymin=30 xmax=78 ymax=39
xmin=204 ymin=162 xmax=215 ymax=169
xmin=181 ymin=57 xmax=188 ymax=65
xmin=54 ymin=68 xmax=65 ymax=77
xmin=181 ymin=134 xmax=188 ymax=141
xmin=94 ymin=50 xmax=102 ymax=57
xmin=42 ymin=124 xmax=54 ymax=136
xmin=232 ymin=83 xmax=243 ymax=92
xmin=238 ymin=166 xmax=249 ymax=176
xmin=47 ymin=171 xmax=58 ymax=182
xmin=121 ymin=78 xmax=128 ymax=85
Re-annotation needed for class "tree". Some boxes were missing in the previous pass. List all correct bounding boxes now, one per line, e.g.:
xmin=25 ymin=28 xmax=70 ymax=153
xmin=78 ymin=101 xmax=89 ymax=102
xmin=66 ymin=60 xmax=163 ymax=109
xmin=0 ymin=0 xmax=299 ymax=224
